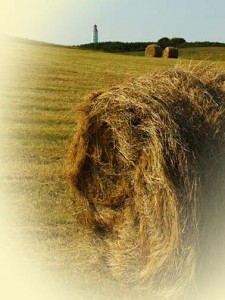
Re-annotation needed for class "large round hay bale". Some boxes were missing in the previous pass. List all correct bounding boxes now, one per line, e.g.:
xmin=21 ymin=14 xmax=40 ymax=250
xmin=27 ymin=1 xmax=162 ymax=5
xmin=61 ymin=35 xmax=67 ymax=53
xmin=163 ymin=46 xmax=179 ymax=58
xmin=69 ymin=65 xmax=225 ymax=299
xmin=145 ymin=44 xmax=163 ymax=57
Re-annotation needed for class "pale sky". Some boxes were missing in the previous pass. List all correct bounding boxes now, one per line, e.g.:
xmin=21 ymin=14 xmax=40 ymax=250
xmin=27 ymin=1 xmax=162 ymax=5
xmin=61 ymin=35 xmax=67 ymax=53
xmin=0 ymin=0 xmax=225 ymax=45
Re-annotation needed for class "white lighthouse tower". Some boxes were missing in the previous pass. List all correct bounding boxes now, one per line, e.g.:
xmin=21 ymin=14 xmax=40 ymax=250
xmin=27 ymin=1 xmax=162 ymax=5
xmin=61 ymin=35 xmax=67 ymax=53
xmin=92 ymin=24 xmax=98 ymax=44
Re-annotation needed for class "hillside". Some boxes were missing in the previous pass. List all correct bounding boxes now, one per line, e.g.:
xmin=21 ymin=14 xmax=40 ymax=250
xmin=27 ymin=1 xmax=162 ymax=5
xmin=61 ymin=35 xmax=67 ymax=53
xmin=1 ymin=37 xmax=225 ymax=299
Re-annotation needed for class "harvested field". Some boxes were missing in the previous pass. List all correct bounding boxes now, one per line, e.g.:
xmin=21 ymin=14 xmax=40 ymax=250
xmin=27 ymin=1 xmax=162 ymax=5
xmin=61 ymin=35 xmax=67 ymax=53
xmin=2 ymin=37 xmax=225 ymax=299
xmin=69 ymin=64 xmax=225 ymax=299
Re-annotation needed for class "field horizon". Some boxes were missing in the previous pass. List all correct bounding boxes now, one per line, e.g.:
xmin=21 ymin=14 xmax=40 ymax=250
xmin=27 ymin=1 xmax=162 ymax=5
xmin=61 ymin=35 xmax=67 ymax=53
xmin=3 ymin=35 xmax=225 ymax=61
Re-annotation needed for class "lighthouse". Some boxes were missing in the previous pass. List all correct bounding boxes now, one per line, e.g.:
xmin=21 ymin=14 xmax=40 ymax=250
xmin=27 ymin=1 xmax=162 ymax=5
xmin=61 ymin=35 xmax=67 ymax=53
xmin=92 ymin=24 xmax=98 ymax=44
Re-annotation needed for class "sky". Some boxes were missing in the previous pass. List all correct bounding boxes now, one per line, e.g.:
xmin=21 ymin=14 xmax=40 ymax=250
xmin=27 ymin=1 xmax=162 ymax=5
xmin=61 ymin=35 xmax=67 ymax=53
xmin=0 ymin=0 xmax=225 ymax=45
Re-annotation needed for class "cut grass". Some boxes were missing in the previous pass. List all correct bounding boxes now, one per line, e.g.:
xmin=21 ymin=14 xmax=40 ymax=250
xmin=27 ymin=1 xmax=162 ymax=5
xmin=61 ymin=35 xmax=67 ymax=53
xmin=1 ymin=38 xmax=225 ymax=299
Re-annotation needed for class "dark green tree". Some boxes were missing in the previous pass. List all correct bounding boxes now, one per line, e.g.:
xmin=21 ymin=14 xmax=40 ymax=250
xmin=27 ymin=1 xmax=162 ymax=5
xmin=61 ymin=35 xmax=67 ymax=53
xmin=157 ymin=37 xmax=171 ymax=49
xmin=170 ymin=37 xmax=186 ymax=47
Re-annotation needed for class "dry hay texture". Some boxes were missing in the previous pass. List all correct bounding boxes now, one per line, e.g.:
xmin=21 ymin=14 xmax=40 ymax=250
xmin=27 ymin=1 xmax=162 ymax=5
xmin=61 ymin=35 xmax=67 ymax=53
xmin=69 ymin=64 xmax=225 ymax=299
xmin=164 ymin=47 xmax=179 ymax=59
xmin=145 ymin=44 xmax=163 ymax=58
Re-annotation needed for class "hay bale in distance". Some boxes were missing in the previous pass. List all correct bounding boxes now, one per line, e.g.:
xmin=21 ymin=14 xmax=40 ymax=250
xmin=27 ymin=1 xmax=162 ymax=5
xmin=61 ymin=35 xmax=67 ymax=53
xmin=69 ymin=65 xmax=225 ymax=298
xmin=145 ymin=44 xmax=163 ymax=57
xmin=163 ymin=46 xmax=179 ymax=58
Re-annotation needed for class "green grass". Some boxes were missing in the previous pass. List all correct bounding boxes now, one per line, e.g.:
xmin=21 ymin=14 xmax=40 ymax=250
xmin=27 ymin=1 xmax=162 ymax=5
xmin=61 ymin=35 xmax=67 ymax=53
xmin=179 ymin=47 xmax=225 ymax=60
xmin=1 ymin=38 xmax=225 ymax=297
xmin=123 ymin=46 xmax=225 ymax=61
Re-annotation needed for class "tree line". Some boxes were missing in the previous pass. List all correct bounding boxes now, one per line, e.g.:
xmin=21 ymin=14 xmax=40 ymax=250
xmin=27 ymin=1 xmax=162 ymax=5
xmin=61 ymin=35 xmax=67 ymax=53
xmin=76 ymin=37 xmax=225 ymax=53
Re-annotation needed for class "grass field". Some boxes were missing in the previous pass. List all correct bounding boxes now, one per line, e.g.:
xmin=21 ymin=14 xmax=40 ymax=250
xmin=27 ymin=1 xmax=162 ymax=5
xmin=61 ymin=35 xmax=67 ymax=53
xmin=1 ymin=38 xmax=225 ymax=299
xmin=123 ymin=46 xmax=225 ymax=61
xmin=0 ymin=39 xmax=179 ymax=224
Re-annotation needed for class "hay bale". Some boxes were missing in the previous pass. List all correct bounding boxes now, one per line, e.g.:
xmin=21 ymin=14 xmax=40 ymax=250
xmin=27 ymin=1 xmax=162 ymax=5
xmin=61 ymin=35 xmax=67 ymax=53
xmin=145 ymin=44 xmax=163 ymax=57
xmin=163 ymin=47 xmax=179 ymax=58
xmin=69 ymin=65 xmax=225 ymax=298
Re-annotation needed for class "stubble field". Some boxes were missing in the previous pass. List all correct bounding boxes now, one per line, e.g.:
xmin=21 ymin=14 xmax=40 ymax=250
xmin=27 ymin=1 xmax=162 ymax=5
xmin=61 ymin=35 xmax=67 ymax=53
xmin=1 ymin=38 xmax=225 ymax=299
